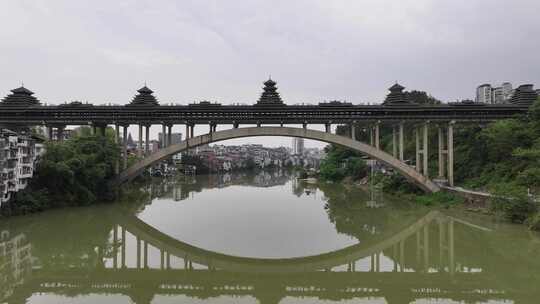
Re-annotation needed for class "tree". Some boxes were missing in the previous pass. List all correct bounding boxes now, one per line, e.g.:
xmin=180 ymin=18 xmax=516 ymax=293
xmin=404 ymin=90 xmax=441 ymax=105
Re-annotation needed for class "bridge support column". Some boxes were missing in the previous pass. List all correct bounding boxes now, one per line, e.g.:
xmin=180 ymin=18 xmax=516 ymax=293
xmin=325 ymin=123 xmax=331 ymax=133
xmin=190 ymin=125 xmax=194 ymax=138
xmin=448 ymin=122 xmax=454 ymax=187
xmin=392 ymin=125 xmax=398 ymax=158
xmin=423 ymin=122 xmax=429 ymax=178
xmin=57 ymin=126 xmax=65 ymax=142
xmin=136 ymin=237 xmax=141 ymax=269
xmin=167 ymin=124 xmax=172 ymax=145
xmin=113 ymin=226 xmax=118 ymax=269
xmin=138 ymin=125 xmax=143 ymax=158
xmin=47 ymin=126 xmax=53 ymax=141
xmin=160 ymin=250 xmax=165 ymax=270
xmin=121 ymin=227 xmax=126 ymax=268
xmin=350 ymin=122 xmax=356 ymax=140
xmin=415 ymin=127 xmax=421 ymax=171
xmin=162 ymin=124 xmax=167 ymax=147
xmin=375 ymin=122 xmax=380 ymax=150
xmin=185 ymin=124 xmax=190 ymax=140
xmin=303 ymin=122 xmax=307 ymax=129
xmin=143 ymin=241 xmax=148 ymax=268
xmin=399 ymin=122 xmax=404 ymax=161
xmin=145 ymin=125 xmax=150 ymax=156
xmin=369 ymin=127 xmax=374 ymax=146
xmin=122 ymin=125 xmax=128 ymax=170
xmin=99 ymin=125 xmax=106 ymax=137
xmin=438 ymin=126 xmax=446 ymax=179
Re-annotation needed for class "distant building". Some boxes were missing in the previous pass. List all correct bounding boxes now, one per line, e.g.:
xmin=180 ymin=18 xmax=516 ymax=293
xmin=0 ymin=129 xmax=44 ymax=206
xmin=502 ymin=82 xmax=513 ymax=101
xmin=159 ymin=132 xmax=182 ymax=148
xmin=492 ymin=86 xmax=504 ymax=104
xmin=292 ymin=138 xmax=304 ymax=155
xmin=476 ymin=84 xmax=492 ymax=104
xmin=476 ymin=82 xmax=514 ymax=104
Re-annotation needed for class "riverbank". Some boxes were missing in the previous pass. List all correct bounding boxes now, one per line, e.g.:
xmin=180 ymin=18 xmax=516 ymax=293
xmin=0 ymin=133 xmax=121 ymax=217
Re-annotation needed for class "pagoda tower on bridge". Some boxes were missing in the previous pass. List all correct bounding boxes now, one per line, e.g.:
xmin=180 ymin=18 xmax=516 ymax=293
xmin=256 ymin=78 xmax=285 ymax=106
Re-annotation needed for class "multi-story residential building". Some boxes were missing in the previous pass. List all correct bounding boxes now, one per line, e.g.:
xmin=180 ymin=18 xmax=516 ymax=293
xmin=159 ymin=132 xmax=183 ymax=147
xmin=502 ymin=82 xmax=513 ymax=101
xmin=292 ymin=138 xmax=304 ymax=155
xmin=476 ymin=84 xmax=492 ymax=103
xmin=0 ymin=129 xmax=44 ymax=206
xmin=476 ymin=82 xmax=514 ymax=104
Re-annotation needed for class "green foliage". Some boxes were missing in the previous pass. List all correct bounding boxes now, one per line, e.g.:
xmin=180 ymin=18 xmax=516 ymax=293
xmin=454 ymin=100 xmax=540 ymax=192
xmin=319 ymin=145 xmax=367 ymax=181
xmin=1 ymin=132 xmax=120 ymax=216
xmin=415 ymin=191 xmax=464 ymax=207
xmin=526 ymin=213 xmax=540 ymax=231
xmin=404 ymin=90 xmax=442 ymax=105
xmin=489 ymin=183 xmax=537 ymax=223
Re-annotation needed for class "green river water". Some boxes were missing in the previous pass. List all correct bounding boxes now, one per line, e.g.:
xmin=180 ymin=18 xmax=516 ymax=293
xmin=1 ymin=170 xmax=539 ymax=303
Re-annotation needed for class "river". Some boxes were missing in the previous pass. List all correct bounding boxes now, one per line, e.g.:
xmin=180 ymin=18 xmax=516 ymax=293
xmin=1 ymin=170 xmax=540 ymax=303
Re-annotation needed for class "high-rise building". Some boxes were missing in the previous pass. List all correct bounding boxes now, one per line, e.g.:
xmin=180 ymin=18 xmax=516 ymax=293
xmin=476 ymin=82 xmax=514 ymax=104
xmin=159 ymin=132 xmax=183 ymax=148
xmin=492 ymin=87 xmax=504 ymax=104
xmin=476 ymin=84 xmax=492 ymax=103
xmin=502 ymin=82 xmax=513 ymax=101
xmin=292 ymin=137 xmax=304 ymax=155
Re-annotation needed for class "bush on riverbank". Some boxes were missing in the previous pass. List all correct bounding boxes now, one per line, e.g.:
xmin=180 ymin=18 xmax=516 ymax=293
xmin=319 ymin=145 xmax=368 ymax=181
xmin=1 ymin=133 xmax=120 ymax=216
xmin=489 ymin=183 xmax=538 ymax=224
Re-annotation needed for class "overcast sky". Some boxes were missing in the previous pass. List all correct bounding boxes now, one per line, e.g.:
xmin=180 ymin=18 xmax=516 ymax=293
xmin=1 ymin=0 xmax=539 ymax=147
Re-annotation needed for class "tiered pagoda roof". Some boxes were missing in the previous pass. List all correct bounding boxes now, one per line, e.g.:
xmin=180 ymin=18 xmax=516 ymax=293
xmin=510 ymin=84 xmax=538 ymax=106
xmin=128 ymin=86 xmax=159 ymax=106
xmin=256 ymin=78 xmax=285 ymax=106
xmin=382 ymin=83 xmax=415 ymax=106
xmin=1 ymin=86 xmax=40 ymax=106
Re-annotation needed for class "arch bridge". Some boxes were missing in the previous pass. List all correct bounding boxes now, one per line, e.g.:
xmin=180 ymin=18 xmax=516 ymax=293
xmin=1 ymin=79 xmax=536 ymax=191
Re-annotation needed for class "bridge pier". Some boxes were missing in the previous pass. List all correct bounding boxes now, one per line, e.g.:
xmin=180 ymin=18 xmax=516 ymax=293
xmin=448 ymin=122 xmax=455 ymax=187
xmin=47 ymin=126 xmax=53 ymax=140
xmin=121 ymin=226 xmax=126 ymax=268
xmin=167 ymin=124 xmax=172 ymax=145
xmin=392 ymin=125 xmax=398 ymax=158
xmin=145 ymin=125 xmax=150 ymax=156
xmin=374 ymin=121 xmax=380 ymax=150
xmin=325 ymin=123 xmax=331 ymax=133
xmin=350 ymin=122 xmax=356 ymax=140
xmin=138 ymin=125 xmax=143 ymax=157
xmin=423 ymin=122 xmax=429 ymax=178
xmin=57 ymin=125 xmax=65 ymax=142
xmin=399 ymin=122 xmax=404 ymax=161
xmin=122 ymin=125 xmax=128 ymax=170
xmin=162 ymin=124 xmax=167 ymax=147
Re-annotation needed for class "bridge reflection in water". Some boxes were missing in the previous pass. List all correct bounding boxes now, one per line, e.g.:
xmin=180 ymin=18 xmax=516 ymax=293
xmin=4 ymin=210 xmax=529 ymax=304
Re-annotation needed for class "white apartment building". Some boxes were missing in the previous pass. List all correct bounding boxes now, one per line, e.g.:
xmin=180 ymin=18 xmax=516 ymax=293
xmin=476 ymin=84 xmax=493 ymax=103
xmin=0 ymin=129 xmax=44 ymax=206
xmin=476 ymin=82 xmax=514 ymax=104
xmin=292 ymin=137 xmax=304 ymax=155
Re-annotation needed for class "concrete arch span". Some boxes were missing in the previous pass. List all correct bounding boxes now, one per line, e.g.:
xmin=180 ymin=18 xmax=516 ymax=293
xmin=115 ymin=127 xmax=440 ymax=192
xmin=117 ymin=210 xmax=443 ymax=273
